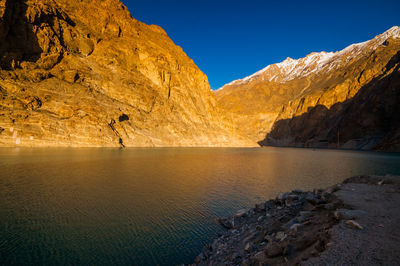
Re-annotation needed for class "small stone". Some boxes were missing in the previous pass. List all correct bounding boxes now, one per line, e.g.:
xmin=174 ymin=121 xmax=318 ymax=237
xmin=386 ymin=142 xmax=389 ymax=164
xmin=277 ymin=192 xmax=288 ymax=201
xmin=323 ymin=203 xmax=335 ymax=210
xmin=235 ymin=209 xmax=248 ymax=218
xmin=334 ymin=209 xmax=366 ymax=220
xmin=306 ymin=193 xmax=319 ymax=205
xmin=321 ymin=191 xmax=331 ymax=200
xmin=289 ymin=223 xmax=301 ymax=235
xmin=333 ymin=211 xmax=340 ymax=219
xmin=275 ymin=231 xmax=287 ymax=241
xmin=300 ymin=211 xmax=312 ymax=217
xmin=311 ymin=248 xmax=318 ymax=256
xmin=257 ymin=216 xmax=264 ymax=222
xmin=265 ymin=234 xmax=274 ymax=243
xmin=255 ymin=203 xmax=266 ymax=212
xmin=241 ymin=259 xmax=250 ymax=266
xmin=231 ymin=252 xmax=240 ymax=260
xmin=295 ymin=233 xmax=318 ymax=251
xmin=345 ymin=220 xmax=363 ymax=230
xmin=216 ymin=218 xmax=234 ymax=229
xmin=244 ymin=242 xmax=251 ymax=252
xmin=285 ymin=197 xmax=293 ymax=207
xmin=282 ymin=218 xmax=299 ymax=231
xmin=265 ymin=242 xmax=283 ymax=257
xmin=284 ymin=243 xmax=295 ymax=256
xmin=253 ymin=251 xmax=266 ymax=262
xmin=195 ymin=252 xmax=205 ymax=263
xmin=277 ymin=193 xmax=284 ymax=200
xmin=288 ymin=194 xmax=300 ymax=200
xmin=211 ymin=239 xmax=218 ymax=251
xmin=297 ymin=215 xmax=307 ymax=223
xmin=290 ymin=223 xmax=301 ymax=230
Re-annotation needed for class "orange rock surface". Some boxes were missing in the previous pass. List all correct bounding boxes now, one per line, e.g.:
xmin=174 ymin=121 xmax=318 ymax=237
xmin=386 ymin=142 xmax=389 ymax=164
xmin=0 ymin=0 xmax=254 ymax=147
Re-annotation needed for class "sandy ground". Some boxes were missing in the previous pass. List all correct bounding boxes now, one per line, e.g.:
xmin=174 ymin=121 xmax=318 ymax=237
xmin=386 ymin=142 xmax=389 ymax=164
xmin=305 ymin=175 xmax=400 ymax=265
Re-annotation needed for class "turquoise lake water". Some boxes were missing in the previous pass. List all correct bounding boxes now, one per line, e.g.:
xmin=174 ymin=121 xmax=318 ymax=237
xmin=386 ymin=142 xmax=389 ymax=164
xmin=1 ymin=147 xmax=399 ymax=265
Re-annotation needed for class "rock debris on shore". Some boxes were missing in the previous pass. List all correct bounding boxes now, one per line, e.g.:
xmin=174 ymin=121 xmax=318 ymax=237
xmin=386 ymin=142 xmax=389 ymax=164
xmin=190 ymin=175 xmax=400 ymax=265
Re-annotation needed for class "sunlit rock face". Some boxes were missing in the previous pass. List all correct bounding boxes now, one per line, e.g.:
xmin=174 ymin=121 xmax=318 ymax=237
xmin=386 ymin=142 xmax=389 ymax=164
xmin=216 ymin=27 xmax=400 ymax=151
xmin=0 ymin=0 xmax=254 ymax=147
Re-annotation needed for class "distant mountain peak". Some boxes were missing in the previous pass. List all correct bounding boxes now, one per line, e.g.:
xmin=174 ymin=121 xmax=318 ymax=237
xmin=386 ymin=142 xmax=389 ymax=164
xmin=218 ymin=26 xmax=400 ymax=90
xmin=382 ymin=25 xmax=400 ymax=38
xmin=215 ymin=26 xmax=400 ymax=149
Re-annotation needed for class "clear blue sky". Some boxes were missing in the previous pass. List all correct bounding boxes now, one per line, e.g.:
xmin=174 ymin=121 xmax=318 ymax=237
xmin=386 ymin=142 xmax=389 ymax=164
xmin=121 ymin=0 xmax=400 ymax=90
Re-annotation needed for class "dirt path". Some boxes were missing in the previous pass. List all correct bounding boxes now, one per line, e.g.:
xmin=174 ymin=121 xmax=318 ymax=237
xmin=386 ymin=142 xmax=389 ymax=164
xmin=305 ymin=175 xmax=400 ymax=265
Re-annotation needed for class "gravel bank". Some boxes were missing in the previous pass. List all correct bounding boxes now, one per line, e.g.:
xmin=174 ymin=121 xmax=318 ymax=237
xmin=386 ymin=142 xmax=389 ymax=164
xmin=191 ymin=175 xmax=400 ymax=265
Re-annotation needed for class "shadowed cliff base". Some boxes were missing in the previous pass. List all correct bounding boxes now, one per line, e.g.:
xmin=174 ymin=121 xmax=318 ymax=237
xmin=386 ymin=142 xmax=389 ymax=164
xmin=0 ymin=0 xmax=76 ymax=70
xmin=259 ymin=51 xmax=400 ymax=152
xmin=0 ymin=0 xmax=41 ymax=69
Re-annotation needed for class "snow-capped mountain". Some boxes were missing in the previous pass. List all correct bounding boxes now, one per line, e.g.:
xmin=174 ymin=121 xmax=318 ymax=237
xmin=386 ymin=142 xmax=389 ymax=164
xmin=219 ymin=26 xmax=400 ymax=89
xmin=215 ymin=26 xmax=400 ymax=151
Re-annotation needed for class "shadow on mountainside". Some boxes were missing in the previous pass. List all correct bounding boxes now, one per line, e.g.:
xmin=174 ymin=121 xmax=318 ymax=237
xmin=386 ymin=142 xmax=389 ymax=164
xmin=259 ymin=51 xmax=400 ymax=151
xmin=0 ymin=0 xmax=44 ymax=69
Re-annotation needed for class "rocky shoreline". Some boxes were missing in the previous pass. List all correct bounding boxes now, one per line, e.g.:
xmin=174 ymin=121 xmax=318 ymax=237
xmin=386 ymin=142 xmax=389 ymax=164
xmin=191 ymin=175 xmax=400 ymax=265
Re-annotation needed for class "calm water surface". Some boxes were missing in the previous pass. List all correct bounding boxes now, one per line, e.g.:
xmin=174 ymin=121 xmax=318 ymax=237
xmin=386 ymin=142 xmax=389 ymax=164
xmin=1 ymin=147 xmax=399 ymax=265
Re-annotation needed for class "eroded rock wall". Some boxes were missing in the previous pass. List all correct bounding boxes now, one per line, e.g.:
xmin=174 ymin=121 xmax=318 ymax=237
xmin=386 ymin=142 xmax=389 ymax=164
xmin=0 ymin=0 xmax=254 ymax=147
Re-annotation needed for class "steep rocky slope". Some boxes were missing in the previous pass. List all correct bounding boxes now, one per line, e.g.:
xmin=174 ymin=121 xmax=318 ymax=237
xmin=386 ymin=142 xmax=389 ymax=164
xmin=216 ymin=27 xmax=400 ymax=150
xmin=0 ymin=0 xmax=254 ymax=147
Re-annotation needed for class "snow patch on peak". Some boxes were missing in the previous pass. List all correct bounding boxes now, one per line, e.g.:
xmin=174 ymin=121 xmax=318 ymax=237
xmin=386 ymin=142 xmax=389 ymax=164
xmin=241 ymin=65 xmax=272 ymax=83
xmin=337 ymin=40 xmax=368 ymax=55
xmin=275 ymin=51 xmax=337 ymax=82
xmin=218 ymin=26 xmax=399 ymax=90
xmin=217 ymin=64 xmax=274 ymax=89
xmin=276 ymin=57 xmax=297 ymax=68
xmin=371 ymin=26 xmax=400 ymax=47
xmin=381 ymin=26 xmax=400 ymax=39
xmin=218 ymin=51 xmax=337 ymax=88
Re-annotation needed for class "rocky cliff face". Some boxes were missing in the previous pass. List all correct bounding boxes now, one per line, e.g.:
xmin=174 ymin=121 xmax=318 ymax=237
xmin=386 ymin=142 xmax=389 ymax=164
xmin=0 ymin=0 xmax=254 ymax=147
xmin=216 ymin=27 xmax=400 ymax=151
